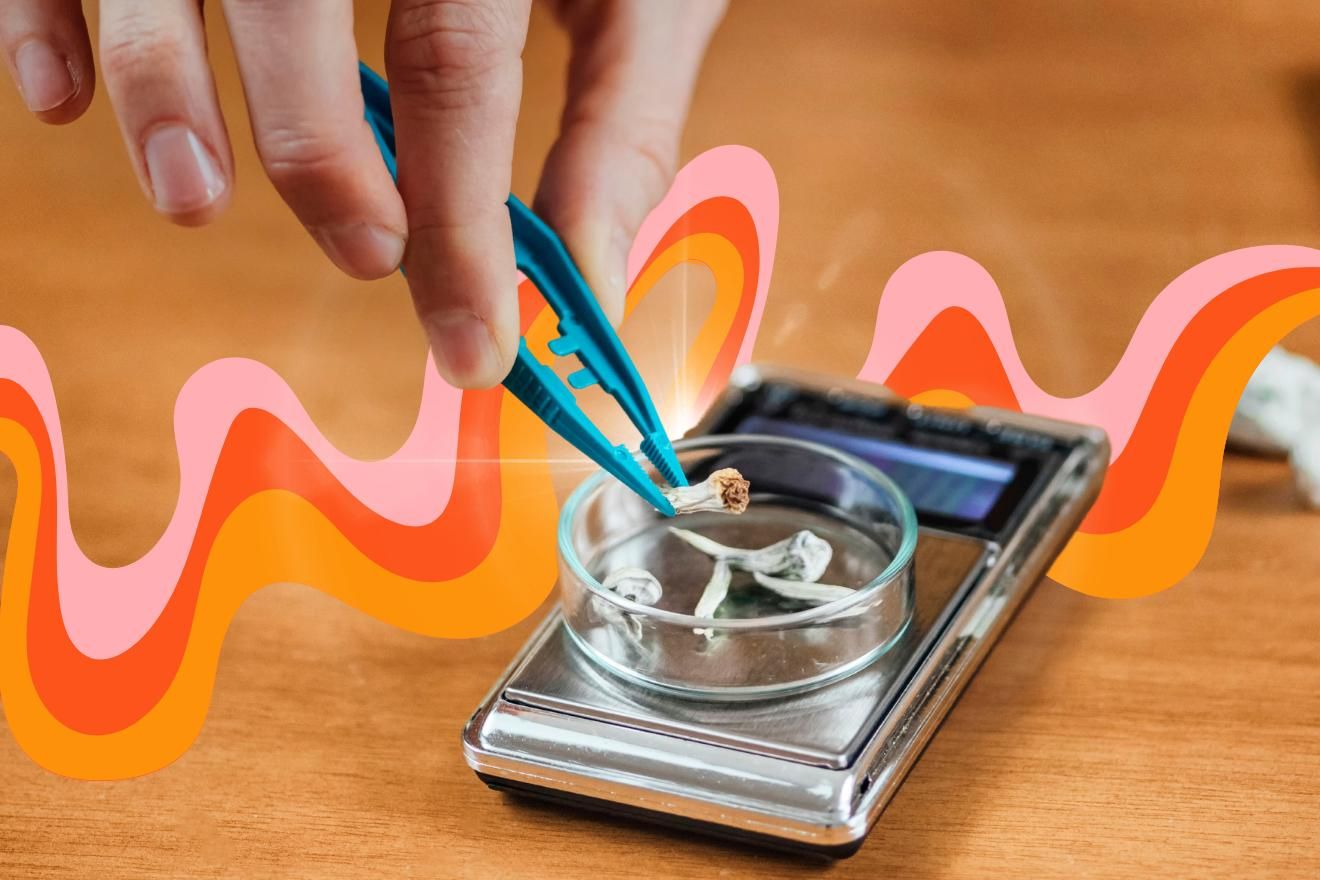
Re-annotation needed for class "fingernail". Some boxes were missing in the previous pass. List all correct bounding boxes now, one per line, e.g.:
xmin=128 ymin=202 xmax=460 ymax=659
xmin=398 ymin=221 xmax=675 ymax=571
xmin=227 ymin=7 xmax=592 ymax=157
xmin=427 ymin=311 xmax=504 ymax=387
xmin=313 ymin=223 xmax=406 ymax=278
xmin=14 ymin=41 xmax=75 ymax=112
xmin=143 ymin=124 xmax=225 ymax=215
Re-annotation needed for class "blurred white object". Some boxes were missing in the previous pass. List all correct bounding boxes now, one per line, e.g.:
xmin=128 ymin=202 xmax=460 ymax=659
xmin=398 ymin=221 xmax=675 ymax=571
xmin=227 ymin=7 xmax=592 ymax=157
xmin=1229 ymin=346 xmax=1320 ymax=509
xmin=1228 ymin=347 xmax=1319 ymax=455
xmin=1290 ymin=378 xmax=1320 ymax=509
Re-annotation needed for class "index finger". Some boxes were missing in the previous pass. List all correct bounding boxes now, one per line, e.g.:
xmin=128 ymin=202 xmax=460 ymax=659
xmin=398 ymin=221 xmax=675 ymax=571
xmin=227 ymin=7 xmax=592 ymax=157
xmin=385 ymin=0 xmax=531 ymax=389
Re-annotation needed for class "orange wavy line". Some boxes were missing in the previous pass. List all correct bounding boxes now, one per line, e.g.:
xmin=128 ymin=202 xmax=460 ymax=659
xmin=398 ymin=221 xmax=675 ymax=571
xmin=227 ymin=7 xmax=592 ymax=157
xmin=881 ymin=269 xmax=1320 ymax=532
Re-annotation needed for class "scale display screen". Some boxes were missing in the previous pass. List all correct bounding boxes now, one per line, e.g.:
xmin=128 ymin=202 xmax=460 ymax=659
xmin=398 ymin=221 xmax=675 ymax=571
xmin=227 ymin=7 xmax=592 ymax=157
xmin=734 ymin=415 xmax=1018 ymax=523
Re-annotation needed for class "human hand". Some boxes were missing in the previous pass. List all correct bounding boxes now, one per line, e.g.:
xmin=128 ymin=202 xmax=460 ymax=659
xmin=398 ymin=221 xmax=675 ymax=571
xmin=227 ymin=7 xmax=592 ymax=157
xmin=1 ymin=0 xmax=726 ymax=388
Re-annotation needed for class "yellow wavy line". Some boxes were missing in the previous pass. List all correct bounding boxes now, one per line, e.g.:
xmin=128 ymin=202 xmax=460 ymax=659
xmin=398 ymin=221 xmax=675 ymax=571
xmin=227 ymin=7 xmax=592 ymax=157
xmin=1049 ymin=287 xmax=1320 ymax=597
xmin=0 ymin=395 xmax=556 ymax=778
xmin=625 ymin=233 xmax=745 ymax=405
xmin=0 ymin=232 xmax=750 ymax=779
xmin=910 ymin=389 xmax=976 ymax=409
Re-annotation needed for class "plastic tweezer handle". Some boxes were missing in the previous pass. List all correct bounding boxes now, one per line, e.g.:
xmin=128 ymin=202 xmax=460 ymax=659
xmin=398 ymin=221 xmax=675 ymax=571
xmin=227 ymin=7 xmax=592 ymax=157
xmin=357 ymin=62 xmax=684 ymax=515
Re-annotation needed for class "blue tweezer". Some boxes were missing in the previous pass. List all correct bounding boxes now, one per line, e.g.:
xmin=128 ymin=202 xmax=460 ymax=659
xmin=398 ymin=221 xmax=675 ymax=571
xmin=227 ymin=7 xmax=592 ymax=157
xmin=357 ymin=62 xmax=686 ymax=515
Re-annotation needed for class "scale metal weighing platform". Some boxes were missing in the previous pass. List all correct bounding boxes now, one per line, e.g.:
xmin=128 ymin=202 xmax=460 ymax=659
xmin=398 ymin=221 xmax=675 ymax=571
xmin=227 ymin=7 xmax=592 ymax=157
xmin=463 ymin=365 xmax=1109 ymax=858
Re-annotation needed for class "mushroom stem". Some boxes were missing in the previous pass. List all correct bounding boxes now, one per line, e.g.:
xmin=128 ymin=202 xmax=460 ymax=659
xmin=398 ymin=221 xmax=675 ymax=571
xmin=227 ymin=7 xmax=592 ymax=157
xmin=752 ymin=572 xmax=855 ymax=604
xmin=693 ymin=560 xmax=732 ymax=638
xmin=669 ymin=527 xmax=832 ymax=582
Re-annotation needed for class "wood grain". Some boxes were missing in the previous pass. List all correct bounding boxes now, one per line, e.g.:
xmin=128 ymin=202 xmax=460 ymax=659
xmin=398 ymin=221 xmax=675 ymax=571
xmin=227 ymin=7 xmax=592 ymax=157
xmin=2 ymin=2 xmax=1318 ymax=877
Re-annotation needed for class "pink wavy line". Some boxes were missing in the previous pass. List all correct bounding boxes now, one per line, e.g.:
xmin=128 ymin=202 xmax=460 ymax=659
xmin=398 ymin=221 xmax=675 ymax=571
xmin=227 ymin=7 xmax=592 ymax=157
xmin=858 ymin=245 xmax=1320 ymax=457
xmin=1 ymin=331 xmax=465 ymax=661
xmin=631 ymin=145 xmax=778 ymax=368
xmin=3 ymin=146 xmax=780 ymax=662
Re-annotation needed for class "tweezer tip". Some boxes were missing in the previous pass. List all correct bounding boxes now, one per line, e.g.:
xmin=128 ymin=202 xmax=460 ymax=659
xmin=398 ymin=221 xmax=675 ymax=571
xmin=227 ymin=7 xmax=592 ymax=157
xmin=641 ymin=433 xmax=687 ymax=488
xmin=629 ymin=474 xmax=676 ymax=517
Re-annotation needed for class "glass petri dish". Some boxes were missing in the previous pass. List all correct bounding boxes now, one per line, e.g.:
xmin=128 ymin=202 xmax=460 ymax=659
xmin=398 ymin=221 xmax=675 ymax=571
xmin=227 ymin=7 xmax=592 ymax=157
xmin=558 ymin=435 xmax=917 ymax=699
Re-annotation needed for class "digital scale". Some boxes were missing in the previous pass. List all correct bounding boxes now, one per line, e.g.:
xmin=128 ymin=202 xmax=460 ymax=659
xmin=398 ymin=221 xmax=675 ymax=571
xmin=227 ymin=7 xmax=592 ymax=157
xmin=462 ymin=365 xmax=1109 ymax=858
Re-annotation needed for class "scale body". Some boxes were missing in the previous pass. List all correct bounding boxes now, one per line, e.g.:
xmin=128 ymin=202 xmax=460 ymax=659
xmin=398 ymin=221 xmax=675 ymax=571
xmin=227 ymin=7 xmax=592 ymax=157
xmin=462 ymin=365 xmax=1109 ymax=858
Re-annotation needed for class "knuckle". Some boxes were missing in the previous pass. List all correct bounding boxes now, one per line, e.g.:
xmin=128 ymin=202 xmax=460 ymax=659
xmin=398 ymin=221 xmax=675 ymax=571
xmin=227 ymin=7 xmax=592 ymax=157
xmin=623 ymin=125 xmax=678 ymax=197
xmin=100 ymin=15 xmax=187 ymax=83
xmin=256 ymin=126 xmax=353 ymax=187
xmin=565 ymin=107 xmax=679 ymax=201
xmin=387 ymin=0 xmax=522 ymax=91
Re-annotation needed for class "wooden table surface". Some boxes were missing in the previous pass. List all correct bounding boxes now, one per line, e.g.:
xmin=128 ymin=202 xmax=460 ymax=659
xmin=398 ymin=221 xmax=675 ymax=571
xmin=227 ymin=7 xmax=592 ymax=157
xmin=3 ymin=2 xmax=1319 ymax=877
